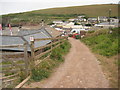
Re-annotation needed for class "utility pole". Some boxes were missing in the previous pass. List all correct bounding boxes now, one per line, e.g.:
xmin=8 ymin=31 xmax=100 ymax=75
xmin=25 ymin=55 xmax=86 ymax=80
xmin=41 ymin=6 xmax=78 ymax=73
xmin=108 ymin=9 xmax=111 ymax=25
xmin=41 ymin=19 xmax=44 ymax=28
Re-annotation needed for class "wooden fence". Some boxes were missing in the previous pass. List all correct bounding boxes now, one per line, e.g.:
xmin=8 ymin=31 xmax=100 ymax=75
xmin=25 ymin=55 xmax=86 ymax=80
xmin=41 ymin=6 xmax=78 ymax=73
xmin=0 ymin=36 xmax=68 ymax=88
xmin=0 ymin=42 xmax=29 ymax=88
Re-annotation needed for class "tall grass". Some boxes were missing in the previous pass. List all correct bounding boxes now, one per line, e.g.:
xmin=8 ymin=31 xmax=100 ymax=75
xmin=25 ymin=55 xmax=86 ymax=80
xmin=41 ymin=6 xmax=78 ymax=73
xmin=81 ymin=28 xmax=119 ymax=57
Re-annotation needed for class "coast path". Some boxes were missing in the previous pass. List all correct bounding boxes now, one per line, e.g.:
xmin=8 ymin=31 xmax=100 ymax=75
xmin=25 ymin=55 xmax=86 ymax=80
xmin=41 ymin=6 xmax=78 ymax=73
xmin=24 ymin=37 xmax=109 ymax=88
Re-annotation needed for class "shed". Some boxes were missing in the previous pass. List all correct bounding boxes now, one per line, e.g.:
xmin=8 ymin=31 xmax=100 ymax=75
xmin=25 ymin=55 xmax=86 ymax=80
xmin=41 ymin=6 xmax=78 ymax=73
xmin=0 ymin=28 xmax=52 ymax=52
xmin=94 ymin=22 xmax=118 ymax=28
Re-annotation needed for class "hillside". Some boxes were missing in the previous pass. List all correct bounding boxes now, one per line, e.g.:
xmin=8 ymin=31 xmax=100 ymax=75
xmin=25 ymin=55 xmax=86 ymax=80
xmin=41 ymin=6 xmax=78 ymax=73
xmin=31 ymin=4 xmax=118 ymax=17
xmin=2 ymin=4 xmax=118 ymax=26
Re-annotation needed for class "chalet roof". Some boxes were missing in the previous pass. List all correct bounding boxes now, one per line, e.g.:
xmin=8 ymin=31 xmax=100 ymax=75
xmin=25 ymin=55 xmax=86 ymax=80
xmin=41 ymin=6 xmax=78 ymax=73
xmin=45 ymin=26 xmax=62 ymax=37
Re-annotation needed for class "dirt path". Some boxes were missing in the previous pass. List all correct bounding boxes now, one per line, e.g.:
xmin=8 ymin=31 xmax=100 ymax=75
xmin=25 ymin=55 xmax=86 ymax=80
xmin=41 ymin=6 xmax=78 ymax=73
xmin=24 ymin=37 xmax=109 ymax=88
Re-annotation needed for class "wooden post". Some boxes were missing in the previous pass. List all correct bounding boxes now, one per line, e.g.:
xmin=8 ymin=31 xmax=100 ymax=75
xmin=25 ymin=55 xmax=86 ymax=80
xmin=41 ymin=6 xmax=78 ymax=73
xmin=24 ymin=42 xmax=29 ymax=77
xmin=66 ymin=36 xmax=68 ymax=40
xmin=51 ymin=39 xmax=53 ymax=54
xmin=59 ymin=36 xmax=61 ymax=45
xmin=30 ymin=36 xmax=35 ymax=68
xmin=15 ymin=75 xmax=31 ymax=88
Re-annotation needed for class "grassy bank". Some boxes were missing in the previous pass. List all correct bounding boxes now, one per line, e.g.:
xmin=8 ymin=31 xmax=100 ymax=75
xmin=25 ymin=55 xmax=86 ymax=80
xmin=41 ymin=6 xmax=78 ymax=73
xmin=31 ymin=41 xmax=71 ymax=81
xmin=82 ymin=28 xmax=119 ymax=57
xmin=81 ymin=28 xmax=119 ymax=88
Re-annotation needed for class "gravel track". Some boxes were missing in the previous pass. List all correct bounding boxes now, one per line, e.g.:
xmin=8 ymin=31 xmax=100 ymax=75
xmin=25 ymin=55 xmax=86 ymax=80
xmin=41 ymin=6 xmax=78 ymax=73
xmin=24 ymin=37 xmax=109 ymax=88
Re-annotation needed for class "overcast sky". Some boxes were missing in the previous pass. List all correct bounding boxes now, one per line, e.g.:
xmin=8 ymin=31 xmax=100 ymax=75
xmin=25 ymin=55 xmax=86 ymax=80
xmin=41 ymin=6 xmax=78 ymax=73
xmin=0 ymin=0 xmax=118 ymax=15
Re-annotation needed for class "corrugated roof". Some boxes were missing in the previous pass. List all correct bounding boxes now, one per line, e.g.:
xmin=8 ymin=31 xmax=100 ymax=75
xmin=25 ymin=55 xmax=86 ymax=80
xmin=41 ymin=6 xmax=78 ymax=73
xmin=0 ymin=28 xmax=52 ymax=52
xmin=45 ymin=26 xmax=62 ymax=37
xmin=98 ymin=22 xmax=118 ymax=26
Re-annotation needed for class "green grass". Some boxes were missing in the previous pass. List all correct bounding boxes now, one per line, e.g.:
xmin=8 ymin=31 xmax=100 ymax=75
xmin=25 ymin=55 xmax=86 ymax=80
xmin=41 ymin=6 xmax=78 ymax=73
xmin=31 ymin=40 xmax=71 ymax=81
xmin=87 ymin=30 xmax=95 ymax=33
xmin=31 ymin=60 xmax=57 ymax=81
xmin=26 ymin=4 xmax=118 ymax=17
xmin=2 ymin=4 xmax=118 ymax=25
xmin=81 ymin=28 xmax=119 ymax=57
xmin=50 ymin=41 xmax=71 ymax=61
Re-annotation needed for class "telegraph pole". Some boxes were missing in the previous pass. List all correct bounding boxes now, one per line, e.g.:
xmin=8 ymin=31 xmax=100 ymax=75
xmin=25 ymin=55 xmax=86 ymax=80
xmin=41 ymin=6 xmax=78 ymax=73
xmin=108 ymin=9 xmax=111 ymax=25
xmin=41 ymin=19 xmax=44 ymax=28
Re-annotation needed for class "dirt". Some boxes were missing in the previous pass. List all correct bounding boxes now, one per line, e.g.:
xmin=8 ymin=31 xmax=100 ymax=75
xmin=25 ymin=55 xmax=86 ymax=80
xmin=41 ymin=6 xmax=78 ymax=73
xmin=94 ymin=54 xmax=118 ymax=88
xmin=24 ymin=37 xmax=109 ymax=88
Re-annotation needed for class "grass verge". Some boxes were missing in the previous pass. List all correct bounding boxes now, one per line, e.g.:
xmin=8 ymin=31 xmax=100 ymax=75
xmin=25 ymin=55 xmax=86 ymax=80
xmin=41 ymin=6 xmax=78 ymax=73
xmin=81 ymin=28 xmax=119 ymax=57
xmin=31 ymin=40 xmax=71 ymax=81
xmin=81 ymin=28 xmax=119 ymax=88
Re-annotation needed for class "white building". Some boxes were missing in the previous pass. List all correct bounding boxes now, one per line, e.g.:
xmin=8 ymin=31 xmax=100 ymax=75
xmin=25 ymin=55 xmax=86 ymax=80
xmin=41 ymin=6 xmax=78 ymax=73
xmin=98 ymin=16 xmax=108 ymax=22
xmin=77 ymin=18 xmax=87 ymax=22
xmin=78 ymin=15 xmax=85 ymax=18
xmin=71 ymin=25 xmax=83 ymax=29
xmin=110 ymin=18 xmax=119 ymax=23
xmin=88 ymin=18 xmax=98 ymax=22
xmin=94 ymin=22 xmax=118 ymax=28
xmin=53 ymin=21 xmax=63 ymax=25
xmin=68 ymin=19 xmax=75 ymax=22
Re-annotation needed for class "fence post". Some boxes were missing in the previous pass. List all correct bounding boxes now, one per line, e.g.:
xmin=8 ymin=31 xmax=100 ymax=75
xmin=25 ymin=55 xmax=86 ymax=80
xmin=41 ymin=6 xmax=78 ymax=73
xmin=50 ymin=38 xmax=53 ymax=55
xmin=24 ymin=42 xmax=29 ymax=77
xmin=66 ymin=36 xmax=68 ymax=40
xmin=30 ymin=36 xmax=35 ymax=68
xmin=59 ymin=36 xmax=62 ymax=45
